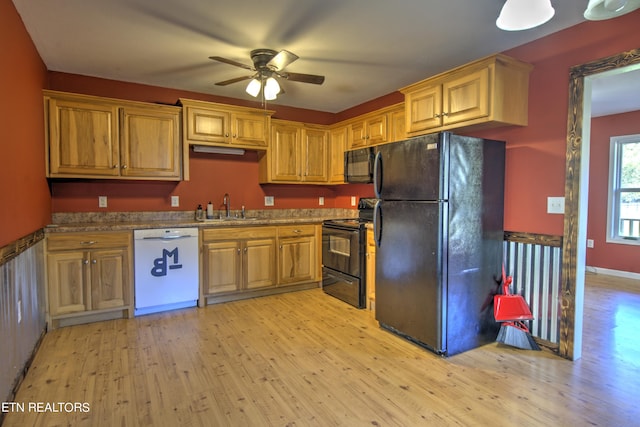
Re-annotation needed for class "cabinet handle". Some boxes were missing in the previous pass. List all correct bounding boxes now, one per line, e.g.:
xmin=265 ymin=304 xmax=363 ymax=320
xmin=293 ymin=229 xmax=301 ymax=233
xmin=80 ymin=241 xmax=96 ymax=245
xmin=434 ymin=114 xmax=440 ymax=118
xmin=442 ymin=112 xmax=449 ymax=117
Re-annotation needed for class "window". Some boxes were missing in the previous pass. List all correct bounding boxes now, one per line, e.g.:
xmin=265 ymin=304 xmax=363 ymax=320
xmin=607 ymin=134 xmax=640 ymax=245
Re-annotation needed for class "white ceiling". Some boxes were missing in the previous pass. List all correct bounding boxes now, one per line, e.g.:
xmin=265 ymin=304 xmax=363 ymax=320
xmin=10 ymin=0 xmax=638 ymax=115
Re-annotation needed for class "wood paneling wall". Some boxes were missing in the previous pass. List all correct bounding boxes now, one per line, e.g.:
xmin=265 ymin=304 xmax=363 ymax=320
xmin=0 ymin=234 xmax=46 ymax=408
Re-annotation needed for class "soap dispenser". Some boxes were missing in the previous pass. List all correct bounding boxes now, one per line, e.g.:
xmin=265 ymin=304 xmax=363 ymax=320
xmin=195 ymin=204 xmax=204 ymax=221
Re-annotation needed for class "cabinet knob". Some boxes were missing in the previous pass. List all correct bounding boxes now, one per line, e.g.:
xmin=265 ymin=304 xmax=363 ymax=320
xmin=80 ymin=241 xmax=96 ymax=245
xmin=83 ymin=259 xmax=89 ymax=265
xmin=244 ymin=247 xmax=248 ymax=253
xmin=237 ymin=248 xmax=241 ymax=254
xmin=442 ymin=112 xmax=449 ymax=117
xmin=122 ymin=165 xmax=128 ymax=169
xmin=113 ymin=164 xmax=119 ymax=169
xmin=92 ymin=259 xmax=97 ymax=264
xmin=225 ymin=133 xmax=230 ymax=137
xmin=434 ymin=114 xmax=440 ymax=118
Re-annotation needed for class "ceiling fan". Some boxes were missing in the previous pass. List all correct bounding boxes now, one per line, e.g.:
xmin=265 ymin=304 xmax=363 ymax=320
xmin=209 ymin=49 xmax=325 ymax=100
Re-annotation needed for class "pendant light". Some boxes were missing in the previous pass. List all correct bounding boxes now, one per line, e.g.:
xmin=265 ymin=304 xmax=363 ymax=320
xmin=245 ymin=74 xmax=281 ymax=101
xmin=496 ymin=0 xmax=555 ymax=31
xmin=584 ymin=0 xmax=640 ymax=20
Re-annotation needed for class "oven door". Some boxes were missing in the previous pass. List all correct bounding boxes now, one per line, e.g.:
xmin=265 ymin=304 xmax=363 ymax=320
xmin=322 ymin=267 xmax=365 ymax=309
xmin=322 ymin=224 xmax=361 ymax=277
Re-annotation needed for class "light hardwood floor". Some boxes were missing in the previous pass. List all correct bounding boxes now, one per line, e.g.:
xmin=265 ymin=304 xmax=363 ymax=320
xmin=3 ymin=273 xmax=639 ymax=426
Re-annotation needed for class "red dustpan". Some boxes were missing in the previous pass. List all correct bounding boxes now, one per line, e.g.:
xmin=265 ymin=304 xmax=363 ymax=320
xmin=493 ymin=266 xmax=534 ymax=322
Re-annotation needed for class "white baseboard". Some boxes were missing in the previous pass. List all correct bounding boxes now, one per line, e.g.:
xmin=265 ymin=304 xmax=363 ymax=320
xmin=586 ymin=266 xmax=640 ymax=280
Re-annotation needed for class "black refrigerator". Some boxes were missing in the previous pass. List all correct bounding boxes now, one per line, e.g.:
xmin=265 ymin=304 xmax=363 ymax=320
xmin=373 ymin=132 xmax=504 ymax=356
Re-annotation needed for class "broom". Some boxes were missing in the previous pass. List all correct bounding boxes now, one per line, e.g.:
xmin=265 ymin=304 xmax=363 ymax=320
xmin=494 ymin=266 xmax=541 ymax=350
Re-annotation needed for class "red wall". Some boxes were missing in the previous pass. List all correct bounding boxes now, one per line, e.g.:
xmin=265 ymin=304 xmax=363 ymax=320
xmin=0 ymin=0 xmax=49 ymax=248
xmin=587 ymin=111 xmax=640 ymax=273
xmin=4 ymin=0 xmax=640 ymax=261
xmin=472 ymin=9 xmax=640 ymax=235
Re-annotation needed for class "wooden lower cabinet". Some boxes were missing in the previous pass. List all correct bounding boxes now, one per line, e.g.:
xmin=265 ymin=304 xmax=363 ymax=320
xmin=201 ymin=224 xmax=320 ymax=305
xmin=366 ymin=227 xmax=376 ymax=312
xmin=46 ymin=232 xmax=133 ymax=328
xmin=277 ymin=224 xmax=320 ymax=285
xmin=202 ymin=227 xmax=277 ymax=299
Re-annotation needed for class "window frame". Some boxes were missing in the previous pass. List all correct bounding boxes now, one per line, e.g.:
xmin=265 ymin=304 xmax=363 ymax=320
xmin=607 ymin=133 xmax=640 ymax=246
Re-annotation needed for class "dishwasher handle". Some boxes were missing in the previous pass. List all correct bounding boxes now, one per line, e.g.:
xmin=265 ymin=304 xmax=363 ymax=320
xmin=139 ymin=235 xmax=195 ymax=241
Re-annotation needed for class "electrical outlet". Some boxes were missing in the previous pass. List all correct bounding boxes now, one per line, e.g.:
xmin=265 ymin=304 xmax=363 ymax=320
xmin=587 ymin=239 xmax=594 ymax=248
xmin=98 ymin=196 xmax=108 ymax=208
xmin=319 ymin=196 xmax=324 ymax=206
xmin=264 ymin=196 xmax=274 ymax=207
xmin=17 ymin=300 xmax=21 ymax=323
xmin=351 ymin=196 xmax=357 ymax=206
xmin=547 ymin=197 xmax=565 ymax=214
xmin=171 ymin=196 xmax=180 ymax=207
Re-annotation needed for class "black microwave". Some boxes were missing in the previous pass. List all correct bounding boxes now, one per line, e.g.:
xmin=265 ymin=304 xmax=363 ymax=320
xmin=344 ymin=147 xmax=376 ymax=183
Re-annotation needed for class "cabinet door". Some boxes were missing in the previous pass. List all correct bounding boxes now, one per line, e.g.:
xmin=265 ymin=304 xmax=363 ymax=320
xmin=349 ymin=120 xmax=367 ymax=149
xmin=244 ymin=238 xmax=277 ymax=289
xmin=366 ymin=228 xmax=376 ymax=311
xmin=48 ymin=98 xmax=120 ymax=177
xmin=271 ymin=123 xmax=302 ymax=181
xmin=278 ymin=236 xmax=316 ymax=285
xmin=204 ymin=241 xmax=241 ymax=294
xmin=232 ymin=112 xmax=269 ymax=148
xmin=405 ymin=84 xmax=442 ymax=134
xmin=442 ymin=67 xmax=489 ymax=126
xmin=302 ymin=128 xmax=329 ymax=182
xmin=184 ymin=106 xmax=230 ymax=144
xmin=389 ymin=109 xmax=406 ymax=143
xmin=47 ymin=251 xmax=89 ymax=315
xmin=90 ymin=249 xmax=128 ymax=310
xmin=329 ymin=126 xmax=347 ymax=183
xmin=120 ymin=107 xmax=181 ymax=179
xmin=366 ymin=114 xmax=388 ymax=145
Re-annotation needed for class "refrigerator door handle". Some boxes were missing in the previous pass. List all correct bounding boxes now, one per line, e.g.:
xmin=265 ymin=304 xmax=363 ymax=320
xmin=373 ymin=199 xmax=382 ymax=247
xmin=373 ymin=150 xmax=382 ymax=198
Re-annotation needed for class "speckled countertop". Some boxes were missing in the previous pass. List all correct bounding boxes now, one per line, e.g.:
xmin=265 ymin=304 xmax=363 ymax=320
xmin=45 ymin=209 xmax=356 ymax=233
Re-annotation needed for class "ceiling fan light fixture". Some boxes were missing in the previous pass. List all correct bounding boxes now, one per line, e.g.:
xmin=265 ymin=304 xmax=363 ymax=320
xmin=264 ymin=77 xmax=280 ymax=100
xmin=246 ymin=78 xmax=261 ymax=97
xmin=584 ymin=0 xmax=640 ymax=20
xmin=496 ymin=0 xmax=555 ymax=31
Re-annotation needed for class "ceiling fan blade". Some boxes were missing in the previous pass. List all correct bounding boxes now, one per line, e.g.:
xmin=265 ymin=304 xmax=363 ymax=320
xmin=209 ymin=56 xmax=254 ymax=71
xmin=215 ymin=75 xmax=253 ymax=86
xmin=267 ymin=50 xmax=299 ymax=71
xmin=280 ymin=72 xmax=325 ymax=85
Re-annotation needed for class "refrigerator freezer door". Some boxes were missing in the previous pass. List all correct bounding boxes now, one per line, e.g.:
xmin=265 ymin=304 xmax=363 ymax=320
xmin=374 ymin=134 xmax=447 ymax=201
xmin=374 ymin=200 xmax=447 ymax=353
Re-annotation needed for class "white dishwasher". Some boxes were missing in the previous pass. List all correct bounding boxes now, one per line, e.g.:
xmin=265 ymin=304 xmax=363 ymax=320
xmin=134 ymin=228 xmax=199 ymax=316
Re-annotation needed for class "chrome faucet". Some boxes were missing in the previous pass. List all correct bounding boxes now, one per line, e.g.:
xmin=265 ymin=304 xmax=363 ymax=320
xmin=223 ymin=193 xmax=231 ymax=218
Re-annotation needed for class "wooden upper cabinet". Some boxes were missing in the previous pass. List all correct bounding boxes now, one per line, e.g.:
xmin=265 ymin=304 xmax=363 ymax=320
xmin=269 ymin=121 xmax=302 ymax=182
xmin=180 ymin=98 xmax=273 ymax=149
xmin=329 ymin=125 xmax=347 ymax=184
xmin=302 ymin=126 xmax=329 ymax=183
xmin=259 ymin=120 xmax=329 ymax=184
xmin=47 ymin=97 xmax=120 ymax=177
xmin=343 ymin=103 xmax=404 ymax=150
xmin=120 ymin=106 xmax=181 ymax=178
xmin=44 ymin=90 xmax=183 ymax=180
xmin=401 ymin=54 xmax=532 ymax=136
